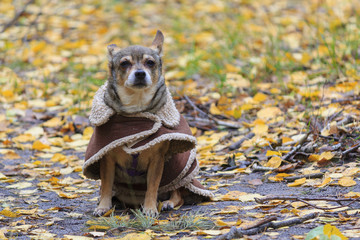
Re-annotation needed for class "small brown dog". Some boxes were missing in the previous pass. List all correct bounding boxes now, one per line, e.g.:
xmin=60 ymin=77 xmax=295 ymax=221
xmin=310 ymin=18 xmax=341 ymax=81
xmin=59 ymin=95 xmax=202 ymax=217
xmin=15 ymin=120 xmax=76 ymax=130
xmin=83 ymin=30 xmax=212 ymax=217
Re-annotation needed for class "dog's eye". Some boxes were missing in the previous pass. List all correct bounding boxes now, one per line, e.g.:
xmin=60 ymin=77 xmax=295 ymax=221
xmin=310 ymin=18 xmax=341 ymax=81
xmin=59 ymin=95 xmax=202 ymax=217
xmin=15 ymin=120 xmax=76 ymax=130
xmin=146 ymin=60 xmax=155 ymax=68
xmin=120 ymin=61 xmax=131 ymax=68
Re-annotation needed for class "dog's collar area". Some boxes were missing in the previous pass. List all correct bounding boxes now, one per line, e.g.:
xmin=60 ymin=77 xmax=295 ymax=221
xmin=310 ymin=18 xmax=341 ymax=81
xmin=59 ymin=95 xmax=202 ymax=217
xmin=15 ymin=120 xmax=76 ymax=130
xmin=116 ymin=153 xmax=146 ymax=177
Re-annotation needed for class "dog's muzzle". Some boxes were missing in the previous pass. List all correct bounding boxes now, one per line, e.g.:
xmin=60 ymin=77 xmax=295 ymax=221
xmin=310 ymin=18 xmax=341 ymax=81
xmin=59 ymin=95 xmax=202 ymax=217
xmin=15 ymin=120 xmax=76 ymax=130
xmin=126 ymin=70 xmax=151 ymax=89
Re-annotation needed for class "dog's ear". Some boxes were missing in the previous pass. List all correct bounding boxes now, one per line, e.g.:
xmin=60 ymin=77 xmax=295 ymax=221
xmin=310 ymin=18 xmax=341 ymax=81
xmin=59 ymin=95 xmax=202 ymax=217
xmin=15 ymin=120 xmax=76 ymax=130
xmin=107 ymin=44 xmax=121 ymax=60
xmin=150 ymin=30 xmax=164 ymax=55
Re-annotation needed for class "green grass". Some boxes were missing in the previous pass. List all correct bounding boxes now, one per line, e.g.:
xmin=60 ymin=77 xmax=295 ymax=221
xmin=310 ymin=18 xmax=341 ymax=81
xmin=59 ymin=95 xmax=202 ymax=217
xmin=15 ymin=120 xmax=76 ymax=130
xmin=87 ymin=209 xmax=215 ymax=232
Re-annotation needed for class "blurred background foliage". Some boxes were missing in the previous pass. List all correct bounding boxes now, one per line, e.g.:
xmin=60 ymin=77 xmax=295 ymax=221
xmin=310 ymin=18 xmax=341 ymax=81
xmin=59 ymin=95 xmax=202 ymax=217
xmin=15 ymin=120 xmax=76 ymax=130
xmin=0 ymin=0 xmax=359 ymax=113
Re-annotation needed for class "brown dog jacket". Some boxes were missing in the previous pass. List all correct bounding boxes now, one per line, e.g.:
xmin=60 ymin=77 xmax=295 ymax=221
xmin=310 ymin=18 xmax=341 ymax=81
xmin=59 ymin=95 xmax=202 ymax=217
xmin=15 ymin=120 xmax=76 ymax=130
xmin=83 ymin=83 xmax=213 ymax=204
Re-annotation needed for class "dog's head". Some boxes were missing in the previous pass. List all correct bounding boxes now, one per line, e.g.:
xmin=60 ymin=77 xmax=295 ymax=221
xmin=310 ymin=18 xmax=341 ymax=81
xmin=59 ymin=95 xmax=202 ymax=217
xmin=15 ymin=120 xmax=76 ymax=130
xmin=107 ymin=30 xmax=164 ymax=90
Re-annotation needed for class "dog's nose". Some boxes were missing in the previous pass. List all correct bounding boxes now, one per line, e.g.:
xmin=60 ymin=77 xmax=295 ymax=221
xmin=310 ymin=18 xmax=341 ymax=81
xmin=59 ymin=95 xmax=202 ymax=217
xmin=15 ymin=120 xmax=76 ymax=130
xmin=135 ymin=70 xmax=146 ymax=79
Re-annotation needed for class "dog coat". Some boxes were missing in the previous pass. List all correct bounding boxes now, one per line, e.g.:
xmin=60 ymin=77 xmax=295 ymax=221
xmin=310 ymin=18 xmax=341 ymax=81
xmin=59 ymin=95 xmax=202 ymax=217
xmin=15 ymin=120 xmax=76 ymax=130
xmin=83 ymin=82 xmax=213 ymax=204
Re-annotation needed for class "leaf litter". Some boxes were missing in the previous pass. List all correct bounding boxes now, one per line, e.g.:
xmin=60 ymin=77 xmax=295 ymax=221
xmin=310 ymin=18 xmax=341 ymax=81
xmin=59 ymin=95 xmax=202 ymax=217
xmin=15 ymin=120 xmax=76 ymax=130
xmin=1 ymin=0 xmax=360 ymax=239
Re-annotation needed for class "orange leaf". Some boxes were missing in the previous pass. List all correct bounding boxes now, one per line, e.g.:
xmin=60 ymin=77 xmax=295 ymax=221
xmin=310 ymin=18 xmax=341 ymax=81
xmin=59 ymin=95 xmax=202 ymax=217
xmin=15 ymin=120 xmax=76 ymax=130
xmin=32 ymin=140 xmax=50 ymax=150
xmin=287 ymin=178 xmax=306 ymax=187
xmin=308 ymin=154 xmax=320 ymax=161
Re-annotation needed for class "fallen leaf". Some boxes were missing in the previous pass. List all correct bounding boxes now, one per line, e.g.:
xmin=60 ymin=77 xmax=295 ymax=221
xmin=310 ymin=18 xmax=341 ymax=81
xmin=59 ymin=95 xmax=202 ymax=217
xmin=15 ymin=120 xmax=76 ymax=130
xmin=32 ymin=140 xmax=51 ymax=150
xmin=287 ymin=178 xmax=306 ymax=187
xmin=338 ymin=177 xmax=356 ymax=187
xmin=265 ymin=156 xmax=282 ymax=168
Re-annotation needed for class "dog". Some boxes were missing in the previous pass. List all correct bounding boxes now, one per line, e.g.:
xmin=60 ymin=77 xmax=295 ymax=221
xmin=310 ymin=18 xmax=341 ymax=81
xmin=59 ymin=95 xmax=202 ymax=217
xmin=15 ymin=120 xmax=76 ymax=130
xmin=83 ymin=30 xmax=212 ymax=217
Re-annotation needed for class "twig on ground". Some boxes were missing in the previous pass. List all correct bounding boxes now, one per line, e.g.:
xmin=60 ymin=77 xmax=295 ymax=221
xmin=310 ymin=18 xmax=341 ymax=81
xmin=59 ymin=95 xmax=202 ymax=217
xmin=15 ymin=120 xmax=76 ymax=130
xmin=337 ymin=115 xmax=354 ymax=126
xmin=326 ymin=109 xmax=344 ymax=124
xmin=241 ymin=216 xmax=277 ymax=230
xmin=1 ymin=0 xmax=34 ymax=33
xmin=219 ymin=131 xmax=241 ymax=142
xmin=217 ymin=213 xmax=317 ymax=240
xmin=342 ymin=142 xmax=360 ymax=156
xmin=184 ymin=95 xmax=242 ymax=129
xmin=252 ymin=163 xmax=274 ymax=172
xmin=284 ymin=172 xmax=324 ymax=182
xmin=295 ymin=198 xmax=357 ymax=211
xmin=228 ymin=132 xmax=255 ymax=150
xmin=184 ymin=95 xmax=208 ymax=118
xmin=185 ymin=116 xmax=241 ymax=129
xmin=283 ymin=132 xmax=311 ymax=162
xmin=255 ymin=195 xmax=359 ymax=209
xmin=319 ymin=135 xmax=340 ymax=141
xmin=331 ymin=96 xmax=360 ymax=104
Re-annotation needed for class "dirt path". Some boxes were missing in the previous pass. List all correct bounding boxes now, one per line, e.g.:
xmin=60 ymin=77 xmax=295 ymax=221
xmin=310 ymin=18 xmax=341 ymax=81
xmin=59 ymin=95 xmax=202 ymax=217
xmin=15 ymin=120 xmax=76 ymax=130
xmin=1 ymin=147 xmax=359 ymax=239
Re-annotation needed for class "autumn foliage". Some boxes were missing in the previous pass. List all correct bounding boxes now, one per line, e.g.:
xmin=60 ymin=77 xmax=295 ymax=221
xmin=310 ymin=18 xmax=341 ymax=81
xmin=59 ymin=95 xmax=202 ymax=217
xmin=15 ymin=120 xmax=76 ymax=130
xmin=0 ymin=0 xmax=360 ymax=239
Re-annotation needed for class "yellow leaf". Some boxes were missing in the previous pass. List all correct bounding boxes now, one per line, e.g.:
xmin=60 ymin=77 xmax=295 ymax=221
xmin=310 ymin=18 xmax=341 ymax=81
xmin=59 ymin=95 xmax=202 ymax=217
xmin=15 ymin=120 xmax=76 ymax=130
xmin=46 ymin=99 xmax=57 ymax=107
xmin=12 ymin=133 xmax=36 ymax=142
xmin=266 ymin=150 xmax=281 ymax=156
xmin=225 ymin=64 xmax=240 ymax=73
xmin=253 ymin=92 xmax=267 ymax=102
xmin=82 ymin=126 xmax=93 ymax=140
xmin=270 ymin=88 xmax=281 ymax=94
xmin=221 ymin=191 xmax=245 ymax=201
xmin=287 ymin=178 xmax=306 ymax=187
xmin=102 ymin=208 xmax=114 ymax=217
xmin=1 ymin=90 xmax=13 ymax=98
xmin=291 ymin=201 xmax=307 ymax=209
xmin=64 ymin=234 xmax=97 ymax=239
xmin=31 ymin=41 xmax=46 ymax=53
xmin=338 ymin=177 xmax=356 ymax=187
xmin=17 ymin=208 xmax=38 ymax=215
xmin=4 ymin=150 xmax=20 ymax=159
xmin=0 ymin=172 xmax=7 ymax=180
xmin=0 ymin=208 xmax=20 ymax=218
xmin=43 ymin=117 xmax=63 ymax=127
xmin=196 ymin=230 xmax=222 ymax=236
xmin=269 ymin=173 xmax=292 ymax=182
xmin=257 ymin=107 xmax=282 ymax=120
xmin=238 ymin=193 xmax=263 ymax=202
xmin=344 ymin=192 xmax=360 ymax=198
xmin=252 ymin=123 xmax=268 ymax=135
xmin=308 ymin=154 xmax=320 ymax=162
xmin=317 ymin=177 xmax=332 ymax=187
xmin=323 ymin=224 xmax=348 ymax=240
xmin=116 ymin=233 xmax=152 ymax=240
xmin=300 ymin=52 xmax=312 ymax=65
xmin=6 ymin=181 xmax=32 ymax=189
xmin=57 ymin=191 xmax=79 ymax=199
xmin=282 ymin=137 xmax=293 ymax=144
xmin=51 ymin=153 xmax=67 ymax=162
xmin=241 ymin=103 xmax=254 ymax=111
xmin=265 ymin=156 xmax=282 ymax=168
xmin=0 ymin=229 xmax=6 ymax=239
xmin=216 ymin=219 xmax=230 ymax=227
xmin=32 ymin=140 xmax=51 ymax=150
xmin=210 ymin=103 xmax=222 ymax=115
xmin=319 ymin=151 xmax=334 ymax=160
xmin=226 ymin=73 xmax=250 ymax=88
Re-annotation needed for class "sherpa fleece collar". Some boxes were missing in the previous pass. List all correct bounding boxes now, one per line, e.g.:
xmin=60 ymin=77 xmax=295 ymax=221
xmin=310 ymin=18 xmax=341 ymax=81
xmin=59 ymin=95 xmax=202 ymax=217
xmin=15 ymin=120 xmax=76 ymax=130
xmin=89 ymin=81 xmax=180 ymax=128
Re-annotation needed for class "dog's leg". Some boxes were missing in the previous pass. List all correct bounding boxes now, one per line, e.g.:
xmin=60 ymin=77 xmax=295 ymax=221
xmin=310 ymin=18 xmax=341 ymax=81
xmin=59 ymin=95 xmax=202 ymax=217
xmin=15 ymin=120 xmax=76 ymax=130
xmin=142 ymin=156 xmax=164 ymax=217
xmin=93 ymin=156 xmax=115 ymax=216
xmin=142 ymin=143 xmax=169 ymax=217
xmin=161 ymin=189 xmax=184 ymax=211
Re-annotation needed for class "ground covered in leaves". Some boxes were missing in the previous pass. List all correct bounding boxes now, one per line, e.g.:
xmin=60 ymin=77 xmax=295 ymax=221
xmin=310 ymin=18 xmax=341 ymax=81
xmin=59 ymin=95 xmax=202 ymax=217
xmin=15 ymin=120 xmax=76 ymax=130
xmin=1 ymin=0 xmax=360 ymax=239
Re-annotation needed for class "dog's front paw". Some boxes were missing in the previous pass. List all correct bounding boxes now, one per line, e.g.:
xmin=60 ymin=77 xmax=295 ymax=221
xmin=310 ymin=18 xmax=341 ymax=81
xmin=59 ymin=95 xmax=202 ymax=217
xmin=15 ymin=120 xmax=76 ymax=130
xmin=93 ymin=207 xmax=111 ymax=217
xmin=161 ymin=200 xmax=174 ymax=211
xmin=142 ymin=206 xmax=158 ymax=217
